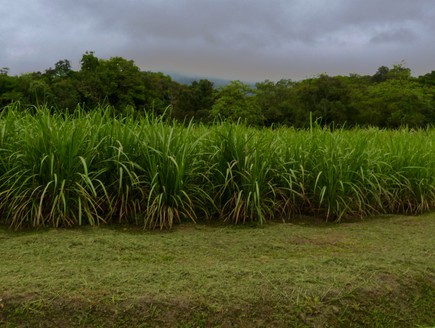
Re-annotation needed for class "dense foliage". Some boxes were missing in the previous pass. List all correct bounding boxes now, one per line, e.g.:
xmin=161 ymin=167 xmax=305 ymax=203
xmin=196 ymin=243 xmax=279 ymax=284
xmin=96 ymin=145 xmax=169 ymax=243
xmin=1 ymin=105 xmax=435 ymax=229
xmin=1 ymin=53 xmax=435 ymax=128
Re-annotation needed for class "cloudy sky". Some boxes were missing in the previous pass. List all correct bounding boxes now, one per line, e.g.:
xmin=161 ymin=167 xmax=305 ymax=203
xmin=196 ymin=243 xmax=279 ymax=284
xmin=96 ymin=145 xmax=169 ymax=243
xmin=1 ymin=0 xmax=435 ymax=81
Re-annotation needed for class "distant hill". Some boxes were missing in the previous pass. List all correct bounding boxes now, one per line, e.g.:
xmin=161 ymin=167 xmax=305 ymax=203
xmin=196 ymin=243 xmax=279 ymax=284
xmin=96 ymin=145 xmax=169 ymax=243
xmin=165 ymin=72 xmax=233 ymax=86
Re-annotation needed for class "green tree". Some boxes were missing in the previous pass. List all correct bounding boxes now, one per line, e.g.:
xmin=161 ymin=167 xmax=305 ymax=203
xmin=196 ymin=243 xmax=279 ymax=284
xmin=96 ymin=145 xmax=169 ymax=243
xmin=173 ymin=79 xmax=215 ymax=122
xmin=294 ymin=74 xmax=352 ymax=126
xmin=45 ymin=59 xmax=72 ymax=80
xmin=27 ymin=77 xmax=53 ymax=105
xmin=77 ymin=52 xmax=104 ymax=107
xmin=50 ymin=78 xmax=81 ymax=111
xmin=372 ymin=63 xmax=412 ymax=83
xmin=418 ymin=71 xmax=435 ymax=86
xmin=356 ymin=79 xmax=434 ymax=127
xmin=0 ymin=69 xmax=23 ymax=106
xmin=211 ymin=81 xmax=264 ymax=125
xmin=77 ymin=52 xmax=146 ymax=111
xmin=103 ymin=56 xmax=145 ymax=109
xmin=372 ymin=66 xmax=390 ymax=83
xmin=141 ymin=71 xmax=178 ymax=115
xmin=386 ymin=63 xmax=412 ymax=81
xmin=255 ymin=79 xmax=302 ymax=126
xmin=80 ymin=51 xmax=99 ymax=72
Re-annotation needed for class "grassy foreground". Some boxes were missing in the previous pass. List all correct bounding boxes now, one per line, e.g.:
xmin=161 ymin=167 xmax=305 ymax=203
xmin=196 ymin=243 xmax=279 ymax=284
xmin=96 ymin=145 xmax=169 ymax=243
xmin=1 ymin=213 xmax=434 ymax=327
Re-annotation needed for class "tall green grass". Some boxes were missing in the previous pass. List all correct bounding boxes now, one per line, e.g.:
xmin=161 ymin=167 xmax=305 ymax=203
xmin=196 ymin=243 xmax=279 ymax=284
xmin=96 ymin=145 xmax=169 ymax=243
xmin=204 ymin=124 xmax=279 ymax=224
xmin=1 ymin=104 xmax=435 ymax=229
xmin=0 ymin=107 xmax=109 ymax=228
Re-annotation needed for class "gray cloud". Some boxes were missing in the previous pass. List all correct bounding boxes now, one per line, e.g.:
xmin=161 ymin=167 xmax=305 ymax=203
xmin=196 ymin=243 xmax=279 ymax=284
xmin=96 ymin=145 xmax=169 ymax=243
xmin=1 ymin=0 xmax=435 ymax=81
xmin=370 ymin=26 xmax=417 ymax=44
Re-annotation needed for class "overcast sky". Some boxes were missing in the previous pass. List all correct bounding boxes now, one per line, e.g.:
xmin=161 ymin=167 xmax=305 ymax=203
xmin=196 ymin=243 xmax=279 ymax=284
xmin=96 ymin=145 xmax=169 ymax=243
xmin=1 ymin=0 xmax=435 ymax=81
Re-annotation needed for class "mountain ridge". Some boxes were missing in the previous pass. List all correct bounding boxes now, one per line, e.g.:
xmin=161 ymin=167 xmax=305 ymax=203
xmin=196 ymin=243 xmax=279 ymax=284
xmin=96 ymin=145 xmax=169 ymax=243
xmin=165 ymin=71 xmax=256 ymax=87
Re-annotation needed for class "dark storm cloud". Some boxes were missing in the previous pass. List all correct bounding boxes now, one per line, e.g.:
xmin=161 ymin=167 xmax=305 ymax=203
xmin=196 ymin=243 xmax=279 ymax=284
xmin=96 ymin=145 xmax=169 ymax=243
xmin=1 ymin=0 xmax=435 ymax=80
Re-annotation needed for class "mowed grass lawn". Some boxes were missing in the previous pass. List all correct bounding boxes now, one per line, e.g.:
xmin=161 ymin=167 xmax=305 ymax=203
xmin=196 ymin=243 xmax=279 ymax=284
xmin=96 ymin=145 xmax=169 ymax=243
xmin=1 ymin=214 xmax=434 ymax=327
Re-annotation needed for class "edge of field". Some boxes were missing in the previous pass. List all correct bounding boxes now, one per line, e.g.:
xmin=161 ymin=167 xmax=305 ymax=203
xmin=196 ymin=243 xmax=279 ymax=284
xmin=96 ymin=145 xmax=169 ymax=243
xmin=1 ymin=213 xmax=434 ymax=327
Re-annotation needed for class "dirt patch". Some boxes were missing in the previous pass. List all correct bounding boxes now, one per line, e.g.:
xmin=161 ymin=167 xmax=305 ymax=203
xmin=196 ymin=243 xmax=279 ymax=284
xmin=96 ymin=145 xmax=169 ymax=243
xmin=0 ymin=295 xmax=295 ymax=328
xmin=2 ymin=276 xmax=433 ymax=328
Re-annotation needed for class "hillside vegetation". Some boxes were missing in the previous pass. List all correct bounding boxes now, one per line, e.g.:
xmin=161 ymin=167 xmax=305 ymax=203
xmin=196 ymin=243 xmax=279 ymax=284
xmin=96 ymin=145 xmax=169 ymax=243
xmin=1 ymin=53 xmax=435 ymax=128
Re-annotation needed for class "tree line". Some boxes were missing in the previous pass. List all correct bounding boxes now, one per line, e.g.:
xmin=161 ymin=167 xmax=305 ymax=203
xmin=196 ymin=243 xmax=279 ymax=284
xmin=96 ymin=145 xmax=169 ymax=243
xmin=1 ymin=52 xmax=435 ymax=128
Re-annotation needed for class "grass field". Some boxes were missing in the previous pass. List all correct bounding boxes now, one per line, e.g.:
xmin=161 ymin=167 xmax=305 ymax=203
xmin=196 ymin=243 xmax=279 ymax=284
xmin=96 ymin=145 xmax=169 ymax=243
xmin=0 ymin=105 xmax=434 ymax=326
xmin=1 ymin=105 xmax=435 ymax=229
xmin=1 ymin=213 xmax=434 ymax=327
